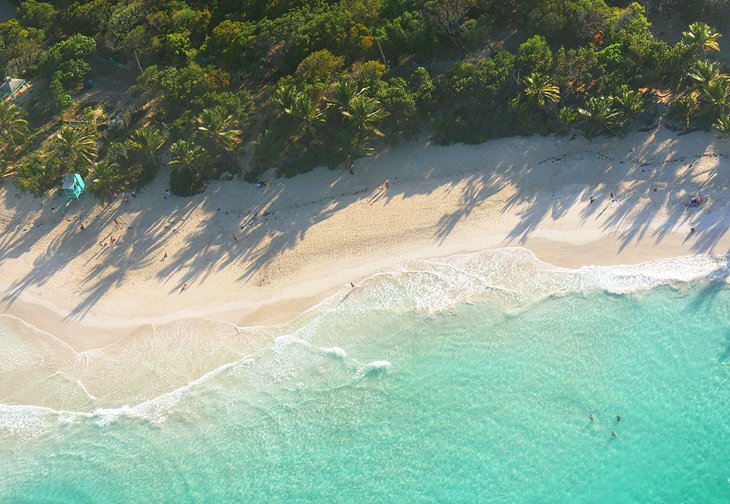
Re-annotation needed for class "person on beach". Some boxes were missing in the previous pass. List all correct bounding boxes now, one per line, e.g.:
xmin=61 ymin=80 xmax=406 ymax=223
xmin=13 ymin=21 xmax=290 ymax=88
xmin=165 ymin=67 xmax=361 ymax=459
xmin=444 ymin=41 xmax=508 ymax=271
xmin=110 ymin=236 xmax=116 ymax=244
xmin=350 ymin=282 xmax=355 ymax=289
xmin=370 ymin=180 xmax=389 ymax=201
xmin=163 ymin=253 xmax=168 ymax=260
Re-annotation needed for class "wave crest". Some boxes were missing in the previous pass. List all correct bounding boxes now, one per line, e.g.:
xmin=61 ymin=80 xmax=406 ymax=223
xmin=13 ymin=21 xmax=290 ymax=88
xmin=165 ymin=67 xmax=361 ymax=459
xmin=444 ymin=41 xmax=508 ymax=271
xmin=1 ymin=248 xmax=727 ymax=438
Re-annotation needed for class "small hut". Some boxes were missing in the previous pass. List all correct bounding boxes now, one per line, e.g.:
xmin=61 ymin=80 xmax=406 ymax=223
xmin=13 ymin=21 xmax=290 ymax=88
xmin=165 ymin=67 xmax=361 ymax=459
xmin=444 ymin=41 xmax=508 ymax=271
xmin=0 ymin=76 xmax=27 ymax=99
xmin=62 ymin=173 xmax=85 ymax=201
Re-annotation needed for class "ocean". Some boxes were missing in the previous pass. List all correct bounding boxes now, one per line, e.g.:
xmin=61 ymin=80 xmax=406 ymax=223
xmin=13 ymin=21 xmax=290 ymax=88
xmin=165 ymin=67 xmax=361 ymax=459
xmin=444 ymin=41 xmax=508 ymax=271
xmin=1 ymin=249 xmax=728 ymax=503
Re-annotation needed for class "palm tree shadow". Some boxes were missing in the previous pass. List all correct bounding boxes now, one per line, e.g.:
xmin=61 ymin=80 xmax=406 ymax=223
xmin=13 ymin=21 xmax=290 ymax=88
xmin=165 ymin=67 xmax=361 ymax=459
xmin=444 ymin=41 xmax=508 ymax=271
xmin=434 ymin=175 xmax=503 ymax=244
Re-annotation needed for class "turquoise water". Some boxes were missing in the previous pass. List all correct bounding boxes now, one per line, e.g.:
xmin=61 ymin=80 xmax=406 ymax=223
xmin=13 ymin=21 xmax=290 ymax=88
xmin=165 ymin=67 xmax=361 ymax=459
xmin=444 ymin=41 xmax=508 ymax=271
xmin=0 ymin=251 xmax=729 ymax=502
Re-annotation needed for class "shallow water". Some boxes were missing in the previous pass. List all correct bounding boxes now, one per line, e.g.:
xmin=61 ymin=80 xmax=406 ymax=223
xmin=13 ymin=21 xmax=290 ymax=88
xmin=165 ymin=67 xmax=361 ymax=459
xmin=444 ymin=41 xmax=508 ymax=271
xmin=1 ymin=250 xmax=728 ymax=502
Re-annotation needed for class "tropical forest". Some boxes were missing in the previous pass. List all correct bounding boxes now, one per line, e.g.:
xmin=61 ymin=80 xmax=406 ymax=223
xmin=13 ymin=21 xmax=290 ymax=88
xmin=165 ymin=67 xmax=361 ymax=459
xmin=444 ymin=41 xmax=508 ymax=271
xmin=0 ymin=0 xmax=728 ymax=197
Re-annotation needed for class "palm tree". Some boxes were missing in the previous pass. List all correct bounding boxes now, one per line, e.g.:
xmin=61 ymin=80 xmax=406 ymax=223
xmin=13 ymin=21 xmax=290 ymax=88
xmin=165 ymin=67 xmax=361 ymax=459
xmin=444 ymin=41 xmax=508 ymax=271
xmin=55 ymin=126 xmax=98 ymax=169
xmin=0 ymin=100 xmax=30 ymax=149
xmin=196 ymin=108 xmax=241 ymax=163
xmin=699 ymin=77 xmax=730 ymax=116
xmin=342 ymin=95 xmax=388 ymax=136
xmin=575 ymin=96 xmax=622 ymax=137
xmin=127 ymin=128 xmax=165 ymax=167
xmin=336 ymin=96 xmax=388 ymax=174
xmin=252 ymin=129 xmax=285 ymax=169
xmin=682 ymin=22 xmax=721 ymax=58
xmin=615 ymin=89 xmax=647 ymax=123
xmin=522 ymin=73 xmax=560 ymax=110
xmin=169 ymin=140 xmax=206 ymax=195
xmin=686 ymin=60 xmax=720 ymax=89
xmin=90 ymin=160 xmax=127 ymax=200
xmin=338 ymin=129 xmax=374 ymax=175
xmin=714 ymin=114 xmax=730 ymax=137
xmin=169 ymin=140 xmax=205 ymax=173
xmin=327 ymin=80 xmax=365 ymax=111
xmin=0 ymin=164 xmax=17 ymax=180
xmin=272 ymin=84 xmax=298 ymax=117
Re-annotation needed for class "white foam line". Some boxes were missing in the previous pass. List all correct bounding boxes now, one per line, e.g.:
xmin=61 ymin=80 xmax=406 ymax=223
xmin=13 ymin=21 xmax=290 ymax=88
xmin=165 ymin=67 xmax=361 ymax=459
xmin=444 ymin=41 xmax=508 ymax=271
xmin=2 ymin=248 xmax=729 ymax=431
xmin=0 ymin=314 xmax=79 ymax=354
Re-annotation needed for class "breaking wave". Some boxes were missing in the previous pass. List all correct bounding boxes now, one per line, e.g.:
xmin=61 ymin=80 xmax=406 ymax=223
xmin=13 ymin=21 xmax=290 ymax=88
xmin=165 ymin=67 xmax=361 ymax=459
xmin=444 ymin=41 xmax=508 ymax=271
xmin=1 ymin=247 xmax=728 ymax=440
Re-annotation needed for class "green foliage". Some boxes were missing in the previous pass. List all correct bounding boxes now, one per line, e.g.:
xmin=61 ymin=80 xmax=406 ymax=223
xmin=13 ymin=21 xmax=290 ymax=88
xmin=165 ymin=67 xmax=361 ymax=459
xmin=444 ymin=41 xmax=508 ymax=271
xmin=526 ymin=0 xmax=615 ymax=46
xmin=408 ymin=67 xmax=435 ymax=108
xmin=55 ymin=59 xmax=91 ymax=86
xmin=294 ymin=49 xmax=345 ymax=84
xmin=575 ymin=96 xmax=622 ymax=137
xmin=516 ymin=35 xmax=553 ymax=76
xmin=522 ymin=73 xmax=561 ymax=110
xmin=124 ymin=127 xmax=166 ymax=186
xmin=90 ymin=160 xmax=127 ymax=201
xmin=0 ymin=101 xmax=30 ymax=150
xmin=376 ymin=78 xmax=418 ymax=140
xmin=40 ymin=34 xmax=96 ymax=77
xmin=54 ymin=126 xmax=98 ymax=174
xmin=0 ymin=19 xmax=45 ymax=75
xmin=159 ymin=33 xmax=197 ymax=66
xmin=682 ymin=21 xmax=721 ymax=56
xmin=50 ymin=76 xmax=74 ymax=114
xmin=134 ymin=64 xmax=231 ymax=120
xmin=431 ymin=52 xmax=516 ymax=143
xmin=614 ymin=88 xmax=648 ymax=122
xmin=17 ymin=0 xmax=57 ymax=29
xmin=668 ymin=93 xmax=700 ymax=127
xmin=169 ymin=140 xmax=206 ymax=196
xmin=378 ymin=11 xmax=434 ymax=58
xmin=714 ymin=114 xmax=730 ymax=137
xmin=0 ymin=0 xmax=725 ymax=194
xmin=15 ymin=153 xmax=62 ymax=194
xmin=423 ymin=0 xmax=476 ymax=47
xmin=195 ymin=108 xmax=243 ymax=174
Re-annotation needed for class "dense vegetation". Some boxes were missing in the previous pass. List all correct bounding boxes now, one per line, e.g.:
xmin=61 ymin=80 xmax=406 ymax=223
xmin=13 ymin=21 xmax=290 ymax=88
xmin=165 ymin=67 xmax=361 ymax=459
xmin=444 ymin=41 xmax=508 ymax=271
xmin=0 ymin=0 xmax=728 ymax=198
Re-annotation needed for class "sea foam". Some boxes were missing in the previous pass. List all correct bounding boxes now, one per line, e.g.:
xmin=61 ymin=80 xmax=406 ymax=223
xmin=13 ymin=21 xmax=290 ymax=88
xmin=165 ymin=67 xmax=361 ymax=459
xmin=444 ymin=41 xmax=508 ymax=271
xmin=1 ymin=248 xmax=728 ymax=437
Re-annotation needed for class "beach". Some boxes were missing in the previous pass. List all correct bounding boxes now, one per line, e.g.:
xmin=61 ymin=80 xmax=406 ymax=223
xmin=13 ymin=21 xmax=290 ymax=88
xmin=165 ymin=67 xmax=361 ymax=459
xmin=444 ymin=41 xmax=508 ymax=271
xmin=1 ymin=127 xmax=728 ymax=348
xmin=2 ymin=127 xmax=730 ymax=502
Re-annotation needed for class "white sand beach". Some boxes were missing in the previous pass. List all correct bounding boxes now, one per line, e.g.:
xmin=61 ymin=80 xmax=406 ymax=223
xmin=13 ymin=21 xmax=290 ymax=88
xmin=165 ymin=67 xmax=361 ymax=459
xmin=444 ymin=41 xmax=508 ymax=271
xmin=1 ymin=126 xmax=729 ymax=349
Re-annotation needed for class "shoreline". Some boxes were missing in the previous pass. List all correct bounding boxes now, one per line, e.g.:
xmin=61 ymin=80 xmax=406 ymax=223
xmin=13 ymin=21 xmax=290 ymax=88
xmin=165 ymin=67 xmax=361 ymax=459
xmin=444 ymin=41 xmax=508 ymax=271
xmin=2 ymin=231 xmax=728 ymax=351
xmin=1 ymin=127 xmax=729 ymax=349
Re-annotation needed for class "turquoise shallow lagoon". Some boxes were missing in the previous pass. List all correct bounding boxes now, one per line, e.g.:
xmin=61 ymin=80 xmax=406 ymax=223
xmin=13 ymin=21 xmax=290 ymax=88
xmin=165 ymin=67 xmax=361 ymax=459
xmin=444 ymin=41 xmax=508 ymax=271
xmin=1 ymin=250 xmax=728 ymax=502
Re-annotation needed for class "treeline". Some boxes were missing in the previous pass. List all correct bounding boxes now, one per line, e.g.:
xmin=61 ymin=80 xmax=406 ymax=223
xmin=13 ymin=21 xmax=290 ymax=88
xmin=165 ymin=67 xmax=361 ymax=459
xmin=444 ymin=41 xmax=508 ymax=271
xmin=0 ymin=0 xmax=728 ymax=198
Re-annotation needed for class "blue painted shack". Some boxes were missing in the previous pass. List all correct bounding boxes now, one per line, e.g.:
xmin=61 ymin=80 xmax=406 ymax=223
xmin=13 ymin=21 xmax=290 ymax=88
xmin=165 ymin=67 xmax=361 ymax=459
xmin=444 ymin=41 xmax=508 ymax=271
xmin=62 ymin=173 xmax=85 ymax=201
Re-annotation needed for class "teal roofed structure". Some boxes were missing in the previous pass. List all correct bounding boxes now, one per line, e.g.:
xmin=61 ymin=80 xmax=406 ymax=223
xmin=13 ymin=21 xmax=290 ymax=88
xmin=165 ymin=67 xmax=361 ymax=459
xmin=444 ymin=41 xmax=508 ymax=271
xmin=62 ymin=173 xmax=85 ymax=202
xmin=0 ymin=76 xmax=27 ymax=98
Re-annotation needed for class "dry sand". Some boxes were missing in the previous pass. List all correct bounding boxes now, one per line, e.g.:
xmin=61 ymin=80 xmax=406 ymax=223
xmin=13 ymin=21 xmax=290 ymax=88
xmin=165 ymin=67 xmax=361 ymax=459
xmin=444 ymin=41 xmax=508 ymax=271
xmin=1 ymin=126 xmax=729 ymax=350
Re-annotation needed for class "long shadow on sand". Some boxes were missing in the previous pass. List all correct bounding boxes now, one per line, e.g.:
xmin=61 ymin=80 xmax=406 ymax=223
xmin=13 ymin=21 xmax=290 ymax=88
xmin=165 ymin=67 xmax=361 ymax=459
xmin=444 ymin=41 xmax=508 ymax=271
xmin=1 ymin=129 xmax=729 ymax=325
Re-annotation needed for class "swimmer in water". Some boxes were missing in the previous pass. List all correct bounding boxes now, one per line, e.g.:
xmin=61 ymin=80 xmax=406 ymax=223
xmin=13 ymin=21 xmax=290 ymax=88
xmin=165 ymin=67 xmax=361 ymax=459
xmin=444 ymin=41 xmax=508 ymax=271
xmin=589 ymin=414 xmax=595 ymax=421
xmin=611 ymin=430 xmax=617 ymax=438
xmin=616 ymin=415 xmax=621 ymax=422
